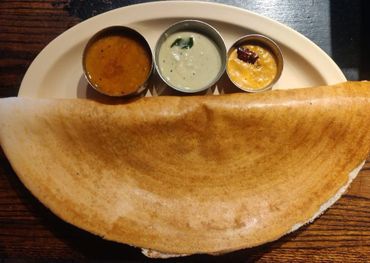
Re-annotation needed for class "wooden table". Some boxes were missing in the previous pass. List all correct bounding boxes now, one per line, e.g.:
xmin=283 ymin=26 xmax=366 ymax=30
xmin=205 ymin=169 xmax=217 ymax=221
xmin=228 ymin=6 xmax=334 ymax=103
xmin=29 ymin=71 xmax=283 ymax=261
xmin=1 ymin=0 xmax=369 ymax=261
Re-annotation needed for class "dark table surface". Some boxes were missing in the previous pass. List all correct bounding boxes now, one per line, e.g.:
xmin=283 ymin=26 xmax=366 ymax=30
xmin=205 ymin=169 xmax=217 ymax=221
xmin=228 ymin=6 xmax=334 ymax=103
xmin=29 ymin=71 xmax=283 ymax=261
xmin=1 ymin=0 xmax=369 ymax=262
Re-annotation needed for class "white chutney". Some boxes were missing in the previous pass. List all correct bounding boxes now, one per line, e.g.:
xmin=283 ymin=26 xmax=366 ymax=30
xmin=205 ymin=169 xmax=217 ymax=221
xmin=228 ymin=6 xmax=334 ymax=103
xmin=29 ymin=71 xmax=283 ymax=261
xmin=158 ymin=31 xmax=222 ymax=91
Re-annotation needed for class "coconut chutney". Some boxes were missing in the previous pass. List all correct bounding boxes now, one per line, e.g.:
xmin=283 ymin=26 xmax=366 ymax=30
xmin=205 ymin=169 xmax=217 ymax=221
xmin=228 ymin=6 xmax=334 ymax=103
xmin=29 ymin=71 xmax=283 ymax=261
xmin=158 ymin=31 xmax=222 ymax=91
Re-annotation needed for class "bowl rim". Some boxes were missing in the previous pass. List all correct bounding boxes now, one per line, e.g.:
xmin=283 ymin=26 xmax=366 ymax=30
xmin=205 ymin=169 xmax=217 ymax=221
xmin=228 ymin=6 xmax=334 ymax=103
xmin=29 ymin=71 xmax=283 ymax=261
xmin=82 ymin=25 xmax=154 ymax=97
xmin=226 ymin=34 xmax=284 ymax=93
xmin=154 ymin=19 xmax=227 ymax=93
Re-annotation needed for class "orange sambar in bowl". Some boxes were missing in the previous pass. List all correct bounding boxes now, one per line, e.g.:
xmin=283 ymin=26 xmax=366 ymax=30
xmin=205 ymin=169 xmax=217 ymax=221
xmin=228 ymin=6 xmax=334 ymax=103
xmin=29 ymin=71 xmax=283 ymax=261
xmin=84 ymin=27 xmax=152 ymax=96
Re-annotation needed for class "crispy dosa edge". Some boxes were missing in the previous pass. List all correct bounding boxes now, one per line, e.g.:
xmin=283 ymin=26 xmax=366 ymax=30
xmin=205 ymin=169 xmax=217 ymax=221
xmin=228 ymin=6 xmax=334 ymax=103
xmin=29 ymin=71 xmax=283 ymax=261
xmin=0 ymin=82 xmax=369 ymax=257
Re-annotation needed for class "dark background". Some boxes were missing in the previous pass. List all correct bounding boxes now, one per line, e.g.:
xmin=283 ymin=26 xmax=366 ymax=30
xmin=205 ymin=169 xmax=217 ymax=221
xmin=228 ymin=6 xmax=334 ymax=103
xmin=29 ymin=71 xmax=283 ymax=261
xmin=1 ymin=0 xmax=370 ymax=262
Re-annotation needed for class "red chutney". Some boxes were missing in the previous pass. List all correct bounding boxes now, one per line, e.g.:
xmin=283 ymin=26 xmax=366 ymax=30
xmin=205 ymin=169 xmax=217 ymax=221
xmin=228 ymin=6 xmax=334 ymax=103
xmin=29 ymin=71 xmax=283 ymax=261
xmin=85 ymin=33 xmax=152 ymax=96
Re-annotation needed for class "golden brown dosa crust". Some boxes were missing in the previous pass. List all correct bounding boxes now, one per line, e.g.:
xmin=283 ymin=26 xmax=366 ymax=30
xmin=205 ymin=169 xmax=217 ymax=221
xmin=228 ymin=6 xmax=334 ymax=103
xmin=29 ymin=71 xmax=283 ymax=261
xmin=0 ymin=82 xmax=369 ymax=255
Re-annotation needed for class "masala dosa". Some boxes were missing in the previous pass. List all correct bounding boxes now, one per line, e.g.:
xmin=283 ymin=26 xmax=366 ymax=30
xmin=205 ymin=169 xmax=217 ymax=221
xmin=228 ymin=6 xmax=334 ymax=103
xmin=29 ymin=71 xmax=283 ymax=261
xmin=0 ymin=82 xmax=369 ymax=256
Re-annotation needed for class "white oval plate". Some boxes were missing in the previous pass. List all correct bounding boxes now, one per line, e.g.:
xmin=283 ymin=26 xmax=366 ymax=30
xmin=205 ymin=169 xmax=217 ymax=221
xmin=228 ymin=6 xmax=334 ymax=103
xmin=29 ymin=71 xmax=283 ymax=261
xmin=18 ymin=0 xmax=346 ymax=98
xmin=16 ymin=1 xmax=365 ymax=255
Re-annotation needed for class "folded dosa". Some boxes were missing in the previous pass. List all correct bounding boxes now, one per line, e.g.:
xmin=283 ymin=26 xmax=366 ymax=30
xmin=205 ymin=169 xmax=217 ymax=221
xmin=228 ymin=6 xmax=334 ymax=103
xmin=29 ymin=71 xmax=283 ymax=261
xmin=0 ymin=82 xmax=369 ymax=256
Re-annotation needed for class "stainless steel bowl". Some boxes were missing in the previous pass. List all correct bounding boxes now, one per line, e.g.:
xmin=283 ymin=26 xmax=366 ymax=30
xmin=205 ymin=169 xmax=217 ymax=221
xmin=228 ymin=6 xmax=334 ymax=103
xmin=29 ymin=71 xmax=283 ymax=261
xmin=154 ymin=20 xmax=227 ymax=93
xmin=82 ymin=26 xmax=153 ymax=97
xmin=226 ymin=34 xmax=284 ymax=93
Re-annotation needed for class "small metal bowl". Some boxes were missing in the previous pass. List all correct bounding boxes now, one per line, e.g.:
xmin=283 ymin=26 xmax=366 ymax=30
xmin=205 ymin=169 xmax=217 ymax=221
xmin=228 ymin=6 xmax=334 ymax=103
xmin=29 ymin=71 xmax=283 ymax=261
xmin=82 ymin=26 xmax=153 ymax=97
xmin=154 ymin=20 xmax=227 ymax=93
xmin=226 ymin=34 xmax=284 ymax=93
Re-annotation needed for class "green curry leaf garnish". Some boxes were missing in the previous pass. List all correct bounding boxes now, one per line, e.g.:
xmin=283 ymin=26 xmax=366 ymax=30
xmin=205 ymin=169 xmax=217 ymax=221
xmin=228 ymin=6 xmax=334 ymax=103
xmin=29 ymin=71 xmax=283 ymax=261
xmin=170 ymin=37 xmax=194 ymax=49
